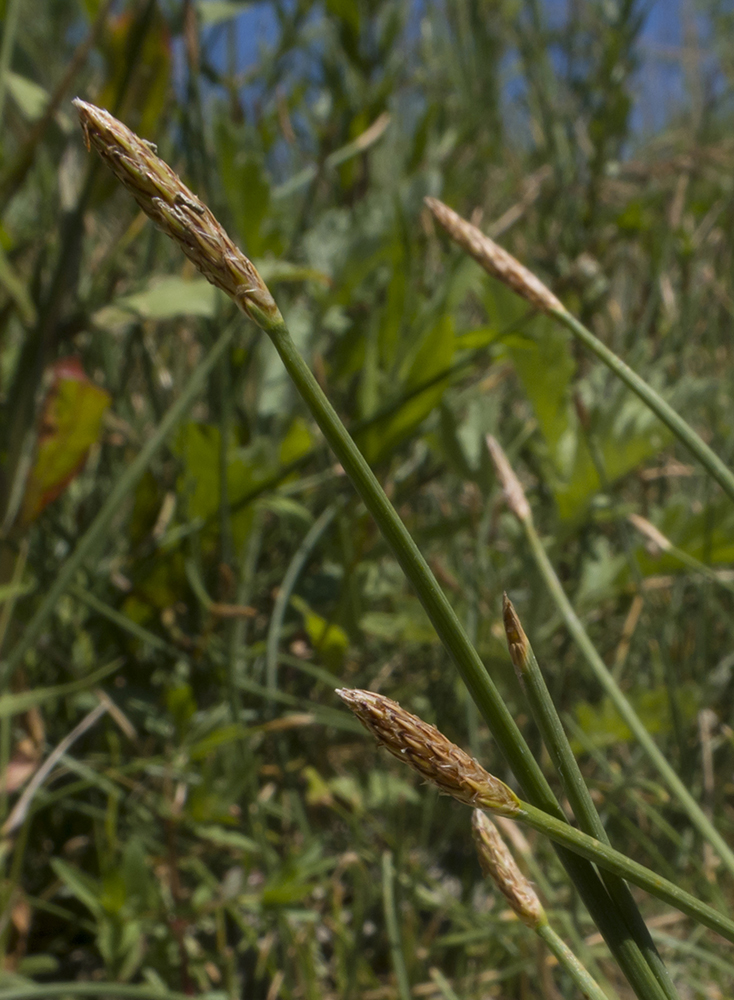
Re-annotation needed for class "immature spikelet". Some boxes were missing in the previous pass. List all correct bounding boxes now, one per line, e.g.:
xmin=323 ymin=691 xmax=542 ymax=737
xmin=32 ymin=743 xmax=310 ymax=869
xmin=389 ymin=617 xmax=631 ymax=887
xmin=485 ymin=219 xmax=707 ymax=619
xmin=502 ymin=593 xmax=530 ymax=679
xmin=425 ymin=196 xmax=563 ymax=314
xmin=485 ymin=434 xmax=531 ymax=522
xmin=73 ymin=99 xmax=282 ymax=330
xmin=471 ymin=810 xmax=546 ymax=929
xmin=336 ymin=688 xmax=520 ymax=815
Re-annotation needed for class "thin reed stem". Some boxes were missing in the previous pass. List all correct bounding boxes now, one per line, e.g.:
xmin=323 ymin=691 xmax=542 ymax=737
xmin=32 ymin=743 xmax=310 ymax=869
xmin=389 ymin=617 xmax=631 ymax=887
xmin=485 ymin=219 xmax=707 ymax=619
xmin=503 ymin=596 xmax=679 ymax=1000
xmin=522 ymin=513 xmax=734 ymax=880
xmin=536 ymin=922 xmax=611 ymax=1000
xmin=381 ymin=851 xmax=412 ymax=1000
xmin=266 ymin=503 xmax=338 ymax=694
xmin=554 ymin=307 xmax=734 ymax=505
xmin=487 ymin=431 xmax=734 ymax=881
xmin=516 ymin=801 xmax=734 ymax=943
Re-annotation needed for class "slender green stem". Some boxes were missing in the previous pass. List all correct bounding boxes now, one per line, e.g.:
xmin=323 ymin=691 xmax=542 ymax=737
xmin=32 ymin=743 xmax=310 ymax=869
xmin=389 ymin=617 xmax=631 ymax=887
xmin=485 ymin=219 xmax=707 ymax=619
xmin=522 ymin=515 xmax=734 ymax=880
xmin=536 ymin=921 xmax=610 ymax=1000
xmin=381 ymin=850 xmax=412 ymax=1000
xmin=0 ymin=540 xmax=27 ymax=656
xmin=515 ymin=801 xmax=734 ymax=944
xmin=505 ymin=598 xmax=679 ymax=1000
xmin=0 ymin=326 xmax=235 ymax=689
xmin=264 ymin=320 xmax=667 ymax=1000
xmin=0 ymin=0 xmax=21 ymax=130
xmin=552 ymin=307 xmax=734 ymax=505
xmin=227 ymin=508 xmax=263 ymax=734
xmin=266 ymin=503 xmax=338 ymax=693
xmin=70 ymin=585 xmax=182 ymax=659
xmin=0 ymin=986 xmax=191 ymax=1000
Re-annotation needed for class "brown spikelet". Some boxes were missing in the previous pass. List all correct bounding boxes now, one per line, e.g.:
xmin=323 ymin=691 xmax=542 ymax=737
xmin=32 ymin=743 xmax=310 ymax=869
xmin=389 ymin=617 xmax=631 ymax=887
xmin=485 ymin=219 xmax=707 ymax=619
xmin=485 ymin=434 xmax=531 ymax=522
xmin=425 ymin=196 xmax=563 ymax=314
xmin=502 ymin=593 xmax=530 ymax=678
xmin=471 ymin=810 xmax=545 ymax=929
xmin=336 ymin=688 xmax=520 ymax=816
xmin=73 ymin=99 xmax=282 ymax=331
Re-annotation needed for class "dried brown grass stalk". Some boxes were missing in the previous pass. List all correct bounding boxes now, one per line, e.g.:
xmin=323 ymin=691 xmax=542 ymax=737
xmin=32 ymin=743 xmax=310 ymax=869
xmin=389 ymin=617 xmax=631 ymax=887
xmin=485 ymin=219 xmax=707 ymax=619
xmin=336 ymin=688 xmax=520 ymax=815
xmin=424 ymin=196 xmax=563 ymax=314
xmin=73 ymin=99 xmax=282 ymax=330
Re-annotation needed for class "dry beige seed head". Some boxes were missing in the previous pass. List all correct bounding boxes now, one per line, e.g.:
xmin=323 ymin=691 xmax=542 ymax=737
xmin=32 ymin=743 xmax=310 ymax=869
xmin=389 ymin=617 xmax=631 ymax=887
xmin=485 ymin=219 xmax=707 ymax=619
xmin=627 ymin=513 xmax=671 ymax=554
xmin=73 ymin=99 xmax=282 ymax=331
xmin=336 ymin=688 xmax=520 ymax=816
xmin=502 ymin=594 xmax=530 ymax=679
xmin=485 ymin=434 xmax=531 ymax=522
xmin=471 ymin=810 xmax=545 ymax=929
xmin=424 ymin=196 xmax=563 ymax=314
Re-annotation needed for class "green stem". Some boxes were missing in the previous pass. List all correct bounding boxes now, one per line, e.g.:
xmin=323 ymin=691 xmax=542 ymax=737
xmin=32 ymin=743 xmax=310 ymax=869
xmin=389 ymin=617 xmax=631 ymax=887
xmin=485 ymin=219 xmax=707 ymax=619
xmin=516 ymin=801 xmax=734 ymax=944
xmin=0 ymin=986 xmax=190 ymax=1000
xmin=523 ymin=515 xmax=734 ymax=880
xmin=536 ymin=921 xmax=610 ymax=1000
xmin=552 ymin=307 xmax=734 ymax=505
xmin=266 ymin=503 xmax=338 ymax=693
xmin=0 ymin=326 xmax=235 ymax=688
xmin=0 ymin=0 xmax=21 ymax=130
xmin=381 ymin=850 xmax=411 ymax=1000
xmin=506 ymin=598 xmax=679 ymax=1000
xmin=264 ymin=320 xmax=666 ymax=1000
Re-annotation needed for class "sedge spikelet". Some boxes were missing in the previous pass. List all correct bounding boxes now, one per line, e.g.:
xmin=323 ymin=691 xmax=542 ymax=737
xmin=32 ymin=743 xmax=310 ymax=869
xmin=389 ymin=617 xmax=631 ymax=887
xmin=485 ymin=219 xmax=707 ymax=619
xmin=336 ymin=688 xmax=520 ymax=815
xmin=73 ymin=99 xmax=282 ymax=330
xmin=471 ymin=810 xmax=546 ymax=929
xmin=485 ymin=434 xmax=531 ymax=522
xmin=502 ymin=593 xmax=530 ymax=681
xmin=425 ymin=196 xmax=562 ymax=314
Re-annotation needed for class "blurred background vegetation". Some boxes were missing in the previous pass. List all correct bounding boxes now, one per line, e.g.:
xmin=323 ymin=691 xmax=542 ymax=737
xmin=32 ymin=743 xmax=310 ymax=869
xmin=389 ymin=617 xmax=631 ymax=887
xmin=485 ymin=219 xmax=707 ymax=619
xmin=1 ymin=0 xmax=734 ymax=996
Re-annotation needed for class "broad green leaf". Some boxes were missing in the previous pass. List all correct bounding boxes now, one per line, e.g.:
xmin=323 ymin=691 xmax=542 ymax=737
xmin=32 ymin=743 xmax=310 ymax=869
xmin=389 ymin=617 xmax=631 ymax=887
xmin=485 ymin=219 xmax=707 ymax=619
xmin=174 ymin=422 xmax=274 ymax=551
xmin=361 ymin=315 xmax=455 ymax=463
xmin=19 ymin=359 xmax=110 ymax=528
xmin=367 ymin=771 xmax=420 ymax=808
xmin=193 ymin=825 xmax=260 ymax=853
xmin=290 ymin=595 xmax=349 ymax=670
xmin=573 ymin=684 xmax=700 ymax=752
xmin=503 ymin=318 xmax=669 ymax=521
xmin=109 ymin=276 xmax=219 ymax=320
xmin=6 ymin=72 xmax=48 ymax=120
xmin=279 ymin=416 xmax=314 ymax=465
xmin=360 ymin=599 xmax=439 ymax=645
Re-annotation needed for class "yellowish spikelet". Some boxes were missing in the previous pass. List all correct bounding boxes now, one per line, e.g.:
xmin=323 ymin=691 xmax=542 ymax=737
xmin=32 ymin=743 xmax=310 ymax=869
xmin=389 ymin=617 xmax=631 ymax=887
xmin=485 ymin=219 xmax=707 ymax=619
xmin=73 ymin=99 xmax=281 ymax=330
xmin=336 ymin=688 xmax=520 ymax=816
